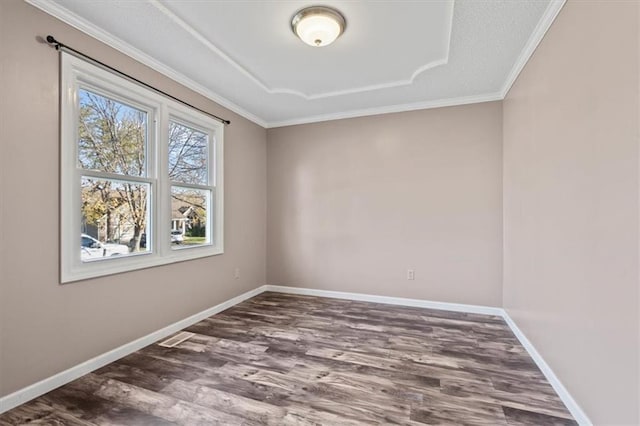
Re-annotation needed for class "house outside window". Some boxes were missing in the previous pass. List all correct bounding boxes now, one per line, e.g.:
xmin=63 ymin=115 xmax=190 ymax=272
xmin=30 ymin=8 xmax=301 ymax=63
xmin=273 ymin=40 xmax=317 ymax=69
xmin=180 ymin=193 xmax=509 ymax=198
xmin=60 ymin=53 xmax=224 ymax=283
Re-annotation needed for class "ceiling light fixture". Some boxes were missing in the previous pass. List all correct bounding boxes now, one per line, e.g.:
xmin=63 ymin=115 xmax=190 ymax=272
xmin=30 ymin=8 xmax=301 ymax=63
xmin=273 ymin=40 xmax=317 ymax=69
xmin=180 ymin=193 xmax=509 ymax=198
xmin=291 ymin=6 xmax=346 ymax=47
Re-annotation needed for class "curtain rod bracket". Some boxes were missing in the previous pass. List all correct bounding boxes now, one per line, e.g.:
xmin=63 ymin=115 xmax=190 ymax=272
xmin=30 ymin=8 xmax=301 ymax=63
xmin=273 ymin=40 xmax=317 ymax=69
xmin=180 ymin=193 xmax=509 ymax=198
xmin=44 ymin=34 xmax=231 ymax=126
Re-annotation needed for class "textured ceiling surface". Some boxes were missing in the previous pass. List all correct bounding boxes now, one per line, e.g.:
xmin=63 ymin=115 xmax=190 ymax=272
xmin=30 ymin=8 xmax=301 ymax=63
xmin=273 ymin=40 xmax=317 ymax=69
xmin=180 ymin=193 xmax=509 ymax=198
xmin=28 ymin=0 xmax=562 ymax=127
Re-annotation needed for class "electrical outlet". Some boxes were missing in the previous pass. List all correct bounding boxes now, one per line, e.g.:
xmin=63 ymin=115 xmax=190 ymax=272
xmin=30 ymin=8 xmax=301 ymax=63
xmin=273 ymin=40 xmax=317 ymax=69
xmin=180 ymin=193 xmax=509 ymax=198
xmin=234 ymin=267 xmax=240 ymax=279
xmin=407 ymin=269 xmax=415 ymax=280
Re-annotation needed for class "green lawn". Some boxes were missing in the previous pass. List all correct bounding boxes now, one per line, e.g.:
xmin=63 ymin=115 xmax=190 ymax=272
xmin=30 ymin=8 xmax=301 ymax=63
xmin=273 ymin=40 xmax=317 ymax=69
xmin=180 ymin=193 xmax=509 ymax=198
xmin=183 ymin=236 xmax=206 ymax=245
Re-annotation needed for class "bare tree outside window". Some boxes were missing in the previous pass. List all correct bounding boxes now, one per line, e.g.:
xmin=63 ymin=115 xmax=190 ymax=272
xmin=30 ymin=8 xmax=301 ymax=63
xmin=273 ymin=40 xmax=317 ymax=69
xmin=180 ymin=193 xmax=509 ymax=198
xmin=78 ymin=89 xmax=148 ymax=252
xmin=78 ymin=90 xmax=214 ymax=253
xmin=168 ymin=121 xmax=211 ymax=246
xmin=169 ymin=121 xmax=208 ymax=185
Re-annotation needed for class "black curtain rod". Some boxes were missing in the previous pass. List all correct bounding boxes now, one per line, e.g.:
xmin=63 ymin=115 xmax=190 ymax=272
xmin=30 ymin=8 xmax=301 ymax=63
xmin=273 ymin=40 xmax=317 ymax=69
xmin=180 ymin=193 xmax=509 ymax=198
xmin=45 ymin=35 xmax=231 ymax=125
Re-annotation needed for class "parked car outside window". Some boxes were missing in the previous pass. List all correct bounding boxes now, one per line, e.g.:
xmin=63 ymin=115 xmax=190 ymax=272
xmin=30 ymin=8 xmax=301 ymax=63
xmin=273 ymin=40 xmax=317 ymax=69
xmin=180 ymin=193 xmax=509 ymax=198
xmin=171 ymin=230 xmax=184 ymax=244
xmin=81 ymin=233 xmax=130 ymax=261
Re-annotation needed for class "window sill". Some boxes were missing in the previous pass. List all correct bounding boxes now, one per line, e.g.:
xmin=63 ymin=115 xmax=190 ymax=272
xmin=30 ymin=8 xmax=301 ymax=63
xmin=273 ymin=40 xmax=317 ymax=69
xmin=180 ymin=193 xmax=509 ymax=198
xmin=61 ymin=246 xmax=224 ymax=283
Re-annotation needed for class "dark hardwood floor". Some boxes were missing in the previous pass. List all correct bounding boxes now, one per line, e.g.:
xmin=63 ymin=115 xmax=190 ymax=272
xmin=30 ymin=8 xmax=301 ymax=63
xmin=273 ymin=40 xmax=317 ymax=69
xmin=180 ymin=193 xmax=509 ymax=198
xmin=0 ymin=292 xmax=577 ymax=425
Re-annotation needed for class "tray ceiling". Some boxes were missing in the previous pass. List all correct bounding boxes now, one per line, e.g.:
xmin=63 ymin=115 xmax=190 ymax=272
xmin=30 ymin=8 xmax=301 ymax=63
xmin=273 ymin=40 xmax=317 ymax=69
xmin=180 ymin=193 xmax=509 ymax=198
xmin=27 ymin=0 xmax=564 ymax=127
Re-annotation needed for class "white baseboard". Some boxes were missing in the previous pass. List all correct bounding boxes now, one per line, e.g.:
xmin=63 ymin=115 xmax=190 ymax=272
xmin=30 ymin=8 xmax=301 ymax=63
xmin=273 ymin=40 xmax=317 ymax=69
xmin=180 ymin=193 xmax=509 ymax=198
xmin=263 ymin=285 xmax=504 ymax=316
xmin=0 ymin=285 xmax=267 ymax=414
xmin=265 ymin=285 xmax=591 ymax=426
xmin=501 ymin=311 xmax=592 ymax=426
xmin=0 ymin=283 xmax=591 ymax=426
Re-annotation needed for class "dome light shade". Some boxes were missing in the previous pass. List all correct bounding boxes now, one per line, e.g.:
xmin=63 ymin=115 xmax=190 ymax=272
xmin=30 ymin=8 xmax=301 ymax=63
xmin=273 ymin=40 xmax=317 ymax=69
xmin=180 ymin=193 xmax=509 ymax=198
xmin=291 ymin=6 xmax=346 ymax=47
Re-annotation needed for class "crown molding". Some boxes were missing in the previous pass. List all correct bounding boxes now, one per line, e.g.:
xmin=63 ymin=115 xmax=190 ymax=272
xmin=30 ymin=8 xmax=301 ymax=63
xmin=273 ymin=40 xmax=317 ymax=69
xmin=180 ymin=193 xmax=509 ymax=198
xmin=146 ymin=0 xmax=275 ymax=98
xmin=266 ymin=92 xmax=503 ymax=128
xmin=265 ymin=0 xmax=565 ymax=127
xmin=150 ymin=0 xmax=454 ymax=100
xmin=25 ymin=0 xmax=565 ymax=129
xmin=500 ymin=0 xmax=566 ymax=98
xmin=292 ymin=57 xmax=448 ymax=100
xmin=24 ymin=0 xmax=268 ymax=128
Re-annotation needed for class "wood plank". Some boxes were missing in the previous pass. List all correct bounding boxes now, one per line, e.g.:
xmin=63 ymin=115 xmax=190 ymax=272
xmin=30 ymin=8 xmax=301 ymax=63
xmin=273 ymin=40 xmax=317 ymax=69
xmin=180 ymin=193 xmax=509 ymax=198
xmin=94 ymin=377 xmax=253 ymax=425
xmin=502 ymin=406 xmax=579 ymax=426
xmin=0 ymin=292 xmax=577 ymax=425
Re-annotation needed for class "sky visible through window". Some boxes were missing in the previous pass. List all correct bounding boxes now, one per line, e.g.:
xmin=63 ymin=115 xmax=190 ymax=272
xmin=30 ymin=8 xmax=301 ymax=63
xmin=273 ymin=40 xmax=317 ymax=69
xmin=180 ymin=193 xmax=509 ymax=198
xmin=78 ymin=88 xmax=147 ymax=177
xmin=169 ymin=121 xmax=208 ymax=185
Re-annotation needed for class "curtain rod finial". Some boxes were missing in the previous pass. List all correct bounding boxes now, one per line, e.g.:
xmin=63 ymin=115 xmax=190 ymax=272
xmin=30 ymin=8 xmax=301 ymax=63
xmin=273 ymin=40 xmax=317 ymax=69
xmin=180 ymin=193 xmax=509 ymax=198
xmin=46 ymin=35 xmax=60 ymax=50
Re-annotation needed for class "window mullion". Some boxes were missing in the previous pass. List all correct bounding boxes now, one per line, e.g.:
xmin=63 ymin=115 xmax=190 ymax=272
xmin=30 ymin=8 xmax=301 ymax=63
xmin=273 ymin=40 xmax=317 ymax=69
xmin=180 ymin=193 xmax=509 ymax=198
xmin=77 ymin=170 xmax=154 ymax=185
xmin=170 ymin=182 xmax=215 ymax=192
xmin=157 ymin=105 xmax=170 ymax=256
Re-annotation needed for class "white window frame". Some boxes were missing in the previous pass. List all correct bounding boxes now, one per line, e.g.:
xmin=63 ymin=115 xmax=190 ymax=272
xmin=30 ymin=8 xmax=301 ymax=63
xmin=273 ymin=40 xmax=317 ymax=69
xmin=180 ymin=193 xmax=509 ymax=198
xmin=61 ymin=53 xmax=224 ymax=283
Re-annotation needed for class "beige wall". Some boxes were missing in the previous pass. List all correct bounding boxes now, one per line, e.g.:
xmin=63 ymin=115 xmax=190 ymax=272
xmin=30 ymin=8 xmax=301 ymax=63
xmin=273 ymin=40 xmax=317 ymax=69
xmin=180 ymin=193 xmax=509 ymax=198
xmin=0 ymin=0 xmax=267 ymax=397
xmin=3 ymin=0 xmax=640 ymax=423
xmin=267 ymin=103 xmax=503 ymax=307
xmin=503 ymin=1 xmax=639 ymax=424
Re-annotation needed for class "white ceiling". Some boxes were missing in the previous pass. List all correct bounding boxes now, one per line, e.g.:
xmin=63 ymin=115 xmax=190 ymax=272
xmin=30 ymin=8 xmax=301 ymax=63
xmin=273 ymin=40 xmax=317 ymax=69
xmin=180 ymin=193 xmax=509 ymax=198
xmin=28 ymin=0 xmax=564 ymax=128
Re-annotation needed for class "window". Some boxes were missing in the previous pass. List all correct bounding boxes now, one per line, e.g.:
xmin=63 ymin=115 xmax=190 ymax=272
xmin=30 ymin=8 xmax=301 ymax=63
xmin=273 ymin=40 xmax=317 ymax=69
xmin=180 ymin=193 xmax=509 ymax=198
xmin=61 ymin=53 xmax=224 ymax=283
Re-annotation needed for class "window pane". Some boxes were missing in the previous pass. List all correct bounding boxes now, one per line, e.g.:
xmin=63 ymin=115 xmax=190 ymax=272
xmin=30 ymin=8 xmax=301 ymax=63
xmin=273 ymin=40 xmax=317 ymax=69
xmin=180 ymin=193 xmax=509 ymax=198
xmin=81 ymin=177 xmax=150 ymax=262
xmin=78 ymin=89 xmax=147 ymax=177
xmin=169 ymin=121 xmax=208 ymax=185
xmin=171 ymin=186 xmax=210 ymax=248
